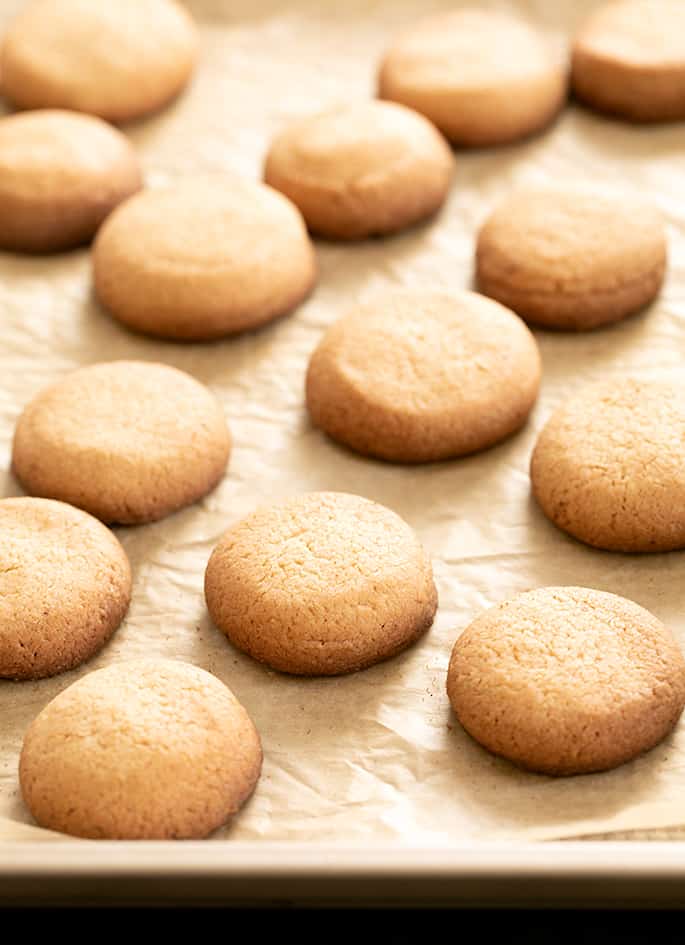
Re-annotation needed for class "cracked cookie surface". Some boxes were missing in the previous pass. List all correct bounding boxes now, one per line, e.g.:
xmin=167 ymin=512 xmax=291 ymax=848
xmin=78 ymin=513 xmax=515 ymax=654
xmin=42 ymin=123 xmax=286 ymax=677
xmin=204 ymin=491 xmax=438 ymax=675
xmin=93 ymin=175 xmax=316 ymax=340
xmin=447 ymin=586 xmax=685 ymax=775
xmin=19 ymin=659 xmax=262 ymax=838
xmin=531 ymin=377 xmax=685 ymax=551
xmin=12 ymin=360 xmax=231 ymax=525
xmin=476 ymin=187 xmax=666 ymax=331
xmin=264 ymin=100 xmax=454 ymax=240
xmin=306 ymin=290 xmax=541 ymax=463
xmin=0 ymin=497 xmax=131 ymax=679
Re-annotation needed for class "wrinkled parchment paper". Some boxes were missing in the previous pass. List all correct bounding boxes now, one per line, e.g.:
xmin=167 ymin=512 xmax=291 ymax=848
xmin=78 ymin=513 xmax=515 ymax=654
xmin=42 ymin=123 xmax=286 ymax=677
xmin=1 ymin=0 xmax=685 ymax=846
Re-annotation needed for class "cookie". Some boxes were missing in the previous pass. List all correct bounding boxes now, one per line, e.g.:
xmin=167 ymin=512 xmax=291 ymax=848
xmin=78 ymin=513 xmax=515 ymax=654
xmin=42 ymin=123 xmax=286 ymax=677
xmin=377 ymin=9 xmax=567 ymax=147
xmin=0 ymin=110 xmax=142 ymax=254
xmin=305 ymin=290 xmax=541 ymax=463
xmin=0 ymin=0 xmax=197 ymax=123
xmin=0 ymin=497 xmax=131 ymax=680
xmin=93 ymin=175 xmax=317 ymax=340
xmin=476 ymin=187 xmax=667 ymax=331
xmin=531 ymin=378 xmax=685 ymax=552
xmin=204 ymin=491 xmax=437 ymax=675
xmin=572 ymin=0 xmax=685 ymax=122
xmin=19 ymin=660 xmax=262 ymax=839
xmin=12 ymin=360 xmax=231 ymax=525
xmin=263 ymin=101 xmax=454 ymax=240
xmin=447 ymin=586 xmax=685 ymax=776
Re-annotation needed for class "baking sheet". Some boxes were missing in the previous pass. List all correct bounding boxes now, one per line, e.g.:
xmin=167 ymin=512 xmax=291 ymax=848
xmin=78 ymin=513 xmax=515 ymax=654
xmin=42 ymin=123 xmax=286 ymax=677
xmin=1 ymin=0 xmax=685 ymax=846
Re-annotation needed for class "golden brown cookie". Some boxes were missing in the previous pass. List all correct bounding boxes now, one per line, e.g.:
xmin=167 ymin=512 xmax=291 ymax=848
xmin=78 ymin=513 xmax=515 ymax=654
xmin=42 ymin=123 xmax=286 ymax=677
xmin=0 ymin=0 xmax=197 ymax=123
xmin=93 ymin=175 xmax=317 ymax=341
xmin=378 ymin=8 xmax=567 ymax=147
xmin=447 ymin=586 xmax=685 ymax=776
xmin=12 ymin=360 xmax=231 ymax=525
xmin=204 ymin=492 xmax=437 ymax=675
xmin=305 ymin=290 xmax=541 ymax=463
xmin=0 ymin=497 xmax=131 ymax=680
xmin=0 ymin=109 xmax=142 ymax=253
xmin=531 ymin=377 xmax=685 ymax=552
xmin=476 ymin=187 xmax=667 ymax=331
xmin=20 ymin=660 xmax=262 ymax=839
xmin=572 ymin=0 xmax=685 ymax=122
xmin=263 ymin=101 xmax=454 ymax=240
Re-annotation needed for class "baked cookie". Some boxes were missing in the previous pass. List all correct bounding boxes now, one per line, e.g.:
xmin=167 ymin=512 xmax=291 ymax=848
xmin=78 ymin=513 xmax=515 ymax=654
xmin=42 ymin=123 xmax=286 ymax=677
xmin=0 ymin=497 xmax=131 ymax=680
xmin=93 ymin=175 xmax=316 ymax=340
xmin=447 ymin=586 xmax=685 ymax=776
xmin=476 ymin=187 xmax=667 ymax=331
xmin=531 ymin=377 xmax=685 ymax=552
xmin=20 ymin=660 xmax=262 ymax=839
xmin=12 ymin=360 xmax=231 ymax=525
xmin=0 ymin=110 xmax=142 ymax=254
xmin=263 ymin=101 xmax=454 ymax=240
xmin=204 ymin=491 xmax=437 ymax=675
xmin=306 ymin=290 xmax=541 ymax=463
xmin=377 ymin=8 xmax=567 ymax=147
xmin=0 ymin=0 xmax=197 ymax=123
xmin=572 ymin=0 xmax=685 ymax=122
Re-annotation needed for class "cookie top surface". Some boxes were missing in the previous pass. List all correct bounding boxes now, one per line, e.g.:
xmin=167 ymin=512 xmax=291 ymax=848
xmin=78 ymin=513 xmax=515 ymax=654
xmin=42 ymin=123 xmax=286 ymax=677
xmin=263 ymin=100 xmax=454 ymax=239
xmin=0 ymin=109 xmax=142 ymax=252
xmin=0 ymin=109 xmax=140 ymax=202
xmin=12 ymin=360 xmax=231 ymax=525
xmin=575 ymin=0 xmax=685 ymax=67
xmin=571 ymin=1 xmax=685 ymax=121
xmin=380 ymin=9 xmax=555 ymax=88
xmin=265 ymin=101 xmax=451 ymax=188
xmin=0 ymin=0 xmax=197 ymax=122
xmin=204 ymin=491 xmax=438 ymax=675
xmin=20 ymin=659 xmax=263 ymax=839
xmin=447 ymin=586 xmax=685 ymax=775
xmin=306 ymin=290 xmax=541 ymax=462
xmin=378 ymin=8 xmax=566 ymax=145
xmin=531 ymin=377 xmax=685 ymax=552
xmin=0 ymin=497 xmax=131 ymax=680
xmin=93 ymin=175 xmax=316 ymax=340
xmin=476 ymin=187 xmax=666 ymax=330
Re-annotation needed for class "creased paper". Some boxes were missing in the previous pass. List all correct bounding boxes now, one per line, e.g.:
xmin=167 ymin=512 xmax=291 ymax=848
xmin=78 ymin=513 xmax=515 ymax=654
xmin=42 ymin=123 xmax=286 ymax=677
xmin=1 ymin=0 xmax=685 ymax=846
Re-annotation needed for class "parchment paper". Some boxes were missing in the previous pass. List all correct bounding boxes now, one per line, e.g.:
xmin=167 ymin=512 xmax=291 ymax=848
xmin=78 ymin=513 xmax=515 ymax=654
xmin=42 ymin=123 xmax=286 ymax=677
xmin=1 ymin=0 xmax=685 ymax=846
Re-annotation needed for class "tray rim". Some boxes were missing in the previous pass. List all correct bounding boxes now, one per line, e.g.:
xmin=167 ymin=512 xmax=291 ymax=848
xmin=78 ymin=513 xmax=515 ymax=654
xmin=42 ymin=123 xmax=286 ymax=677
xmin=3 ymin=840 xmax=685 ymax=906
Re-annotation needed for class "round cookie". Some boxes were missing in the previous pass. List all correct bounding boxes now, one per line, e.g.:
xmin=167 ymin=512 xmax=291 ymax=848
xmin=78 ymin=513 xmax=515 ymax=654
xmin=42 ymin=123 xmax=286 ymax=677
xmin=204 ymin=491 xmax=437 ymax=675
xmin=0 ymin=0 xmax=197 ymax=123
xmin=531 ymin=377 xmax=685 ymax=552
xmin=447 ymin=586 xmax=685 ymax=776
xmin=305 ymin=290 xmax=541 ymax=463
xmin=377 ymin=9 xmax=567 ymax=147
xmin=12 ymin=360 xmax=231 ymax=525
xmin=476 ymin=187 xmax=667 ymax=331
xmin=0 ymin=110 xmax=142 ymax=254
xmin=572 ymin=0 xmax=685 ymax=122
xmin=93 ymin=176 xmax=317 ymax=340
xmin=263 ymin=101 xmax=454 ymax=240
xmin=0 ymin=497 xmax=131 ymax=680
xmin=19 ymin=660 xmax=262 ymax=839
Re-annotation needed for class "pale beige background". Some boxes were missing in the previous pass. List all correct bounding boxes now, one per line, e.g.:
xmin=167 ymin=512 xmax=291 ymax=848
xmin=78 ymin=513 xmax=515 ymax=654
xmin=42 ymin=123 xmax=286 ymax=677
xmin=1 ymin=0 xmax=685 ymax=844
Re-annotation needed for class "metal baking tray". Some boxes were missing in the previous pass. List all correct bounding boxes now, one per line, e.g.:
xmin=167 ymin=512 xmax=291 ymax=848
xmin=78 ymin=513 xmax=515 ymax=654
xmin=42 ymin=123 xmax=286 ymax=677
xmin=2 ymin=0 xmax=685 ymax=908
xmin=2 ymin=841 xmax=685 ymax=906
